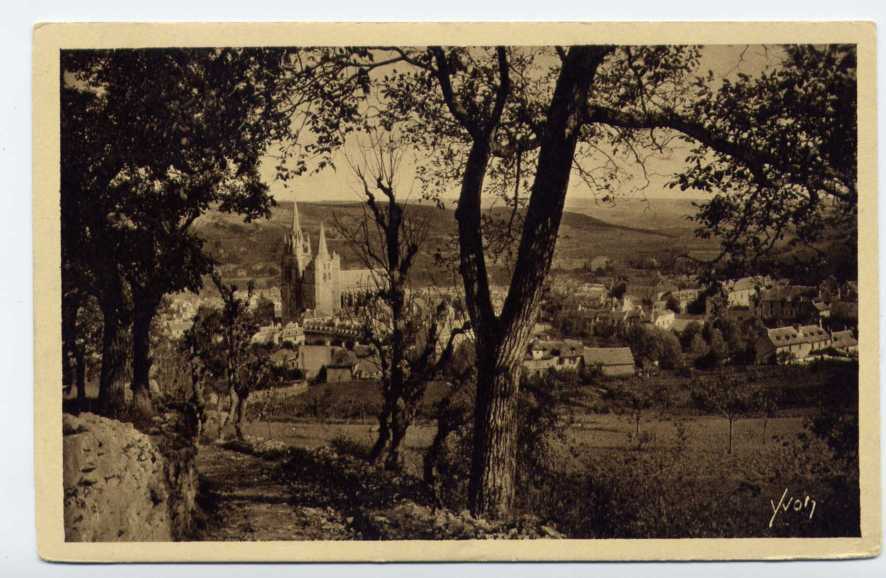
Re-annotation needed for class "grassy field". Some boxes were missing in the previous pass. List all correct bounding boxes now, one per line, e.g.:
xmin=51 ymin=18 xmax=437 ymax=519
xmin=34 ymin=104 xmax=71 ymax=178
xmin=239 ymin=360 xmax=859 ymax=538
xmin=242 ymin=408 xmax=857 ymax=538
xmin=244 ymin=412 xmax=806 ymax=476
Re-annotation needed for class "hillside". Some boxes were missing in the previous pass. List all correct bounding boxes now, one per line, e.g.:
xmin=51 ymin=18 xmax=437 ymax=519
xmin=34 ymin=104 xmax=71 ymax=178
xmin=564 ymin=197 xmax=702 ymax=233
xmin=193 ymin=200 xmax=718 ymax=286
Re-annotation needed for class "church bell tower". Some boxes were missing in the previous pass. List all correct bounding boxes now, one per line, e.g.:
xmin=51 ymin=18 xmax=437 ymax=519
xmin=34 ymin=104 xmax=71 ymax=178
xmin=281 ymin=196 xmax=312 ymax=321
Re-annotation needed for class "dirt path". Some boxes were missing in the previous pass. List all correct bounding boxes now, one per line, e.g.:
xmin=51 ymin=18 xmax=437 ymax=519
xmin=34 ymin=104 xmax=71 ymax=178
xmin=195 ymin=443 xmax=355 ymax=540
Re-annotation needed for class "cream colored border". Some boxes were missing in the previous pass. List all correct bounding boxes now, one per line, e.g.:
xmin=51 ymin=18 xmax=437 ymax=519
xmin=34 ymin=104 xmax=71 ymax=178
xmin=33 ymin=21 xmax=880 ymax=562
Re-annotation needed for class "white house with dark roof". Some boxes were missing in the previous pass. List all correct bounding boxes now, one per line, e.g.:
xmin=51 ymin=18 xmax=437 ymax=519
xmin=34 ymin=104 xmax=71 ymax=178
xmin=755 ymin=324 xmax=832 ymax=364
xmin=523 ymin=339 xmax=585 ymax=377
xmin=652 ymin=309 xmax=676 ymax=330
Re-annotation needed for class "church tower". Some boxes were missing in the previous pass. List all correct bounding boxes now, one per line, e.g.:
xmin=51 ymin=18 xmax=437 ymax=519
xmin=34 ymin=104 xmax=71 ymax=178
xmin=304 ymin=222 xmax=342 ymax=316
xmin=280 ymin=197 xmax=312 ymax=321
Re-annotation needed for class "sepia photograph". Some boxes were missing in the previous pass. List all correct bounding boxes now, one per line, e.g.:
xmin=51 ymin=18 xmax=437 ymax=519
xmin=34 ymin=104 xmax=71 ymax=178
xmin=32 ymin=22 xmax=879 ymax=562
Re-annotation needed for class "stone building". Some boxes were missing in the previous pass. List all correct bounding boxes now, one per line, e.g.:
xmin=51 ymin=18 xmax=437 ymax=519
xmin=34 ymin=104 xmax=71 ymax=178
xmin=280 ymin=199 xmax=381 ymax=320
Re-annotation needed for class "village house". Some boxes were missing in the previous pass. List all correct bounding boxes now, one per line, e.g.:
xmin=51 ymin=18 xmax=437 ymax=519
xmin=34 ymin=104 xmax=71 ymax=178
xmin=671 ymin=315 xmax=706 ymax=335
xmin=279 ymin=321 xmax=306 ymax=346
xmin=618 ymin=294 xmax=636 ymax=312
xmin=830 ymin=300 xmax=859 ymax=325
xmin=652 ymin=309 xmax=676 ymax=330
xmin=269 ymin=349 xmax=299 ymax=371
xmin=665 ymin=288 xmax=701 ymax=313
xmin=581 ymin=347 xmax=636 ymax=377
xmin=756 ymin=285 xmax=818 ymax=324
xmin=523 ymin=339 xmax=584 ymax=377
xmin=830 ymin=330 xmax=859 ymax=355
xmin=250 ymin=324 xmax=280 ymax=346
xmin=724 ymin=276 xmax=771 ymax=308
xmin=754 ymin=324 xmax=832 ymax=364
xmin=353 ymin=357 xmax=383 ymax=380
xmin=297 ymin=345 xmax=335 ymax=380
xmin=576 ymin=282 xmax=609 ymax=304
xmin=324 ymin=349 xmax=358 ymax=383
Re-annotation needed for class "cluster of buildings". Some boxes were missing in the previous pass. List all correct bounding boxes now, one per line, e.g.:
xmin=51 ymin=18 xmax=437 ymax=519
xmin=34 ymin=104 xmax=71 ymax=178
xmin=754 ymin=325 xmax=858 ymax=364
xmin=270 ymin=344 xmax=383 ymax=384
xmin=522 ymin=338 xmax=637 ymax=378
xmin=542 ymin=268 xmax=860 ymax=370
xmin=156 ymin=221 xmax=860 ymax=392
xmin=569 ymin=278 xmax=701 ymax=335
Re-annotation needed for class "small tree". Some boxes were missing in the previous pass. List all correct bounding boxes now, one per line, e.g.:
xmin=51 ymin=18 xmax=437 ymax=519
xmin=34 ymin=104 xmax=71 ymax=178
xmin=624 ymin=324 xmax=662 ymax=368
xmin=612 ymin=380 xmax=670 ymax=444
xmin=184 ymin=275 xmax=276 ymax=440
xmin=679 ymin=321 xmax=704 ymax=350
xmin=335 ymin=130 xmax=469 ymax=470
xmin=697 ymin=325 xmax=728 ymax=369
xmin=253 ymin=296 xmax=277 ymax=327
xmin=691 ymin=372 xmax=761 ymax=454
xmin=687 ymin=334 xmax=709 ymax=364
xmin=658 ymin=330 xmax=684 ymax=370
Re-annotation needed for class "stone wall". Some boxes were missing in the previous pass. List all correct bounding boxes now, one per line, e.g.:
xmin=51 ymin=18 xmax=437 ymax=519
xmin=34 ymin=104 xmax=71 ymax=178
xmin=63 ymin=412 xmax=199 ymax=541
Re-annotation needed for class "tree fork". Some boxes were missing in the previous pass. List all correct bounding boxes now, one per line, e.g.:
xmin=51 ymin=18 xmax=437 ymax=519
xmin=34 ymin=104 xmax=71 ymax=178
xmin=466 ymin=46 xmax=609 ymax=518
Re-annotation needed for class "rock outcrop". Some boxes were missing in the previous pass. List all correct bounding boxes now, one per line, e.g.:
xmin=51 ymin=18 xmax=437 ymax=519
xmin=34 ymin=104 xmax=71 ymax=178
xmin=63 ymin=412 xmax=199 ymax=541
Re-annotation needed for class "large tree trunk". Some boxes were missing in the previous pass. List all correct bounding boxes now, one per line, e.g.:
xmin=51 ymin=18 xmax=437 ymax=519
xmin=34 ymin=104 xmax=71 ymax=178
xmin=385 ymin=401 xmax=413 ymax=471
xmin=370 ymin=279 xmax=406 ymax=465
xmin=62 ymin=293 xmax=79 ymax=398
xmin=468 ymin=356 xmax=523 ymax=517
xmin=98 ymin=306 xmax=128 ymax=416
xmin=131 ymin=302 xmax=157 ymax=420
xmin=75 ymin=346 xmax=87 ymax=406
xmin=464 ymin=47 xmax=609 ymax=518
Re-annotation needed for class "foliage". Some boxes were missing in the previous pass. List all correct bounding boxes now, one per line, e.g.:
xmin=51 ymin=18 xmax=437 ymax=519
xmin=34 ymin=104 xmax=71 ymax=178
xmin=183 ymin=275 xmax=281 ymax=438
xmin=675 ymin=46 xmax=858 ymax=282
xmin=423 ymin=367 xmax=578 ymax=511
xmin=665 ymin=295 xmax=681 ymax=313
xmin=61 ymin=48 xmax=296 ymax=413
xmin=605 ymin=379 xmax=671 ymax=444
xmin=624 ymin=324 xmax=683 ymax=369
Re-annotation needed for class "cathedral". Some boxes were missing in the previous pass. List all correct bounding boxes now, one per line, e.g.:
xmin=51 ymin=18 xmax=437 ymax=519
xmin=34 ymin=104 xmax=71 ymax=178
xmin=280 ymin=199 xmax=380 ymax=321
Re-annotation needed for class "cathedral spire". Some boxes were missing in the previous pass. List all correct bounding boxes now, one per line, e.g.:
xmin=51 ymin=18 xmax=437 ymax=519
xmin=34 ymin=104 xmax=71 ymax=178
xmin=318 ymin=221 xmax=329 ymax=258
xmin=291 ymin=195 xmax=302 ymax=236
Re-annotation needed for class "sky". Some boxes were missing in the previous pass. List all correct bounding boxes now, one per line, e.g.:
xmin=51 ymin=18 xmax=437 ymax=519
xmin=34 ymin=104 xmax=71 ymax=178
xmin=261 ymin=45 xmax=781 ymax=207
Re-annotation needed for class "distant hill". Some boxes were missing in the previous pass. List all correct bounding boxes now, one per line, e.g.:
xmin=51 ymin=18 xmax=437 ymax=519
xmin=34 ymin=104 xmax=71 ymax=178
xmin=193 ymin=199 xmax=719 ymax=286
xmin=564 ymin=197 xmax=702 ymax=233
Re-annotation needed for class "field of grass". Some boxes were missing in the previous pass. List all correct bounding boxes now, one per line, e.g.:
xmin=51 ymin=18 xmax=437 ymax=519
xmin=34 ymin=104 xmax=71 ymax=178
xmin=243 ymin=413 xmax=805 ymax=474
xmin=242 ymin=407 xmax=857 ymax=538
xmin=239 ymin=360 xmax=859 ymax=538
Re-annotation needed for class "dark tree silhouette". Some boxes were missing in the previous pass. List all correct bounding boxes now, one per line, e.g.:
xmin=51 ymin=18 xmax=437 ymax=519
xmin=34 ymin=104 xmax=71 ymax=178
xmin=61 ymin=48 xmax=292 ymax=417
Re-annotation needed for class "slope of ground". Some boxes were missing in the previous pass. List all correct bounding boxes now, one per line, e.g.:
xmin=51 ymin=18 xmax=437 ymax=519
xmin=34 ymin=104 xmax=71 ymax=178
xmin=194 ymin=438 xmax=561 ymax=541
xmin=193 ymin=200 xmax=698 ymax=285
xmin=196 ymin=442 xmax=355 ymax=540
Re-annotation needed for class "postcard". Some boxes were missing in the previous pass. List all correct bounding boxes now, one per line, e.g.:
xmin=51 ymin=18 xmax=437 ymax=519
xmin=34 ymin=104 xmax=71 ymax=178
xmin=33 ymin=21 xmax=880 ymax=561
